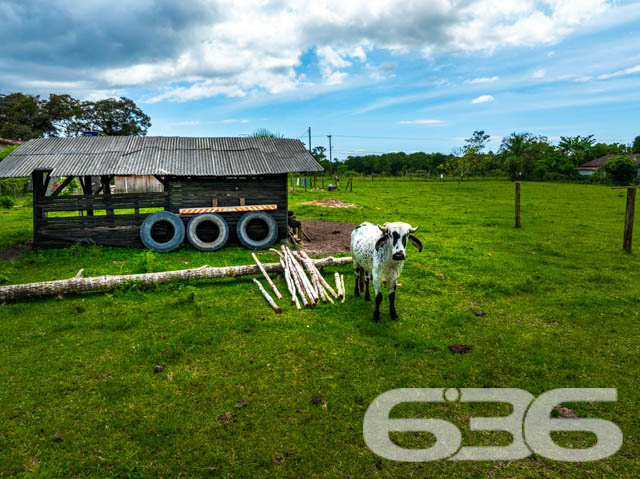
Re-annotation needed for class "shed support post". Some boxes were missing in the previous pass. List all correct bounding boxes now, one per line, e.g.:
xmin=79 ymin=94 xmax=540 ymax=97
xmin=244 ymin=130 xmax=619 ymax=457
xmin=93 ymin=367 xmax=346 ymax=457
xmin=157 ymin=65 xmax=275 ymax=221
xmin=32 ymin=171 xmax=45 ymax=248
xmin=101 ymin=175 xmax=113 ymax=216
xmin=82 ymin=176 xmax=93 ymax=216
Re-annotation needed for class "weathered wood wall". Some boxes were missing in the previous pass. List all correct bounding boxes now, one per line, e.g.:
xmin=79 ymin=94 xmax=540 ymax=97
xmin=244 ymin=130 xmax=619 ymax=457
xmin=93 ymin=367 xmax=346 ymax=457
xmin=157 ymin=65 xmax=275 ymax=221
xmin=32 ymin=173 xmax=288 ymax=248
xmin=165 ymin=174 xmax=288 ymax=242
xmin=114 ymin=175 xmax=164 ymax=193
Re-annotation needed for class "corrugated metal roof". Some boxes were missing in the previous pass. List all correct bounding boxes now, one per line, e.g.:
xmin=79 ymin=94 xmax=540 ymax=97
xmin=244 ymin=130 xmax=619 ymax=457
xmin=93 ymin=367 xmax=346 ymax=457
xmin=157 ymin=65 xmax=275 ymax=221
xmin=0 ymin=136 xmax=323 ymax=178
xmin=578 ymin=153 xmax=639 ymax=170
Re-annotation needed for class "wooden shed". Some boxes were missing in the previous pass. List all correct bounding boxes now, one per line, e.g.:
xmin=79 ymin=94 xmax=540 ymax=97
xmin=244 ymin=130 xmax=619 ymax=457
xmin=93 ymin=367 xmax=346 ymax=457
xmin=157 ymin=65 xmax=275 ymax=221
xmin=0 ymin=136 xmax=322 ymax=249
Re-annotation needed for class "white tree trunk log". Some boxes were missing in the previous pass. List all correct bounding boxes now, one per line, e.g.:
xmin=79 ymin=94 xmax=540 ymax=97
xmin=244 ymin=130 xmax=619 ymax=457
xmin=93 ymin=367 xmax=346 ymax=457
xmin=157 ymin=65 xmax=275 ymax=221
xmin=335 ymin=272 xmax=343 ymax=301
xmin=286 ymin=247 xmax=318 ymax=304
xmin=300 ymin=251 xmax=338 ymax=299
xmin=282 ymin=247 xmax=308 ymax=307
xmin=252 ymin=278 xmax=281 ymax=313
xmin=252 ymin=252 xmax=282 ymax=299
xmin=0 ymin=256 xmax=352 ymax=302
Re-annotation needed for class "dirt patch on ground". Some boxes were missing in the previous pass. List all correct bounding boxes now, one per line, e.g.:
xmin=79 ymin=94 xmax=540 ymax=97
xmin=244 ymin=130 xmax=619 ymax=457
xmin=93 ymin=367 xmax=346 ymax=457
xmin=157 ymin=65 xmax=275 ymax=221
xmin=0 ymin=242 xmax=31 ymax=261
xmin=300 ymin=198 xmax=361 ymax=208
xmin=299 ymin=220 xmax=357 ymax=256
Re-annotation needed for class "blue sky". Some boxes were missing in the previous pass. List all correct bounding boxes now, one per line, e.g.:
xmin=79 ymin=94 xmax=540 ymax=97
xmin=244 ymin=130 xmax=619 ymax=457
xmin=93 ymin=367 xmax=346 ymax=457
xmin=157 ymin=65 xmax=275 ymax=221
xmin=1 ymin=0 xmax=639 ymax=156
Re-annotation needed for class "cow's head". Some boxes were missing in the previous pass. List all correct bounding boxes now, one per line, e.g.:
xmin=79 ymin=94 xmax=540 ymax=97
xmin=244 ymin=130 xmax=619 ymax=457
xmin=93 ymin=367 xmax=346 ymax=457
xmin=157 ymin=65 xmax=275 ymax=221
xmin=375 ymin=222 xmax=422 ymax=261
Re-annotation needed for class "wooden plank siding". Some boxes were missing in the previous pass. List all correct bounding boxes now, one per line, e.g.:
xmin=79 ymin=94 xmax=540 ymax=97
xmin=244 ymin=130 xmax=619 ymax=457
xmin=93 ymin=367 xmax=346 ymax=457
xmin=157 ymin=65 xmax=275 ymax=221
xmin=166 ymin=174 xmax=288 ymax=243
xmin=32 ymin=173 xmax=288 ymax=249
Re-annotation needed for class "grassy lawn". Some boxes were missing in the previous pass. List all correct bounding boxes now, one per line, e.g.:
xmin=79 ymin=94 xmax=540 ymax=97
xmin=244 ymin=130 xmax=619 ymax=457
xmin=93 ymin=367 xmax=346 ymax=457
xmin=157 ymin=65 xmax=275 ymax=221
xmin=1 ymin=179 xmax=639 ymax=477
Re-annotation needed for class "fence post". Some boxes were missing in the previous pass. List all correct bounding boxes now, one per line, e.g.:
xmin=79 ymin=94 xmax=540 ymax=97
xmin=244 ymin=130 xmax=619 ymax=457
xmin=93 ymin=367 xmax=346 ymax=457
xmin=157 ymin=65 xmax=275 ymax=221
xmin=515 ymin=182 xmax=521 ymax=228
xmin=623 ymin=187 xmax=636 ymax=253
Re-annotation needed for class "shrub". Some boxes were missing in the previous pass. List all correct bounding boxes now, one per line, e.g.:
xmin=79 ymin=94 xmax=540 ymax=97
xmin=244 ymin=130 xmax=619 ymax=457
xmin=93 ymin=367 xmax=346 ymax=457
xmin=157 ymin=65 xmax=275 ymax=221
xmin=0 ymin=196 xmax=15 ymax=209
xmin=603 ymin=155 xmax=637 ymax=185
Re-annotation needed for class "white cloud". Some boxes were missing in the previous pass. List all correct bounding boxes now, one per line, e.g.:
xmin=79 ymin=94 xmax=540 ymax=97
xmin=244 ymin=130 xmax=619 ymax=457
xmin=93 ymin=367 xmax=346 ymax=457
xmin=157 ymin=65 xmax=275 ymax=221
xmin=466 ymin=76 xmax=499 ymax=84
xmin=168 ymin=120 xmax=200 ymax=126
xmin=598 ymin=64 xmax=640 ymax=80
xmin=0 ymin=0 xmax=617 ymax=101
xmin=220 ymin=118 xmax=249 ymax=123
xmin=531 ymin=68 xmax=546 ymax=79
xmin=472 ymin=95 xmax=495 ymax=104
xmin=398 ymin=119 xmax=446 ymax=125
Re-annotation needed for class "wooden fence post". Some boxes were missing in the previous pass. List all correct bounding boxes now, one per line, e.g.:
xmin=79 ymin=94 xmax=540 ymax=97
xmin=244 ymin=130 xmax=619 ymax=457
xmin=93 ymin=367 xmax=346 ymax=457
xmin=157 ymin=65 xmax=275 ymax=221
xmin=623 ymin=187 xmax=636 ymax=253
xmin=515 ymin=182 xmax=521 ymax=228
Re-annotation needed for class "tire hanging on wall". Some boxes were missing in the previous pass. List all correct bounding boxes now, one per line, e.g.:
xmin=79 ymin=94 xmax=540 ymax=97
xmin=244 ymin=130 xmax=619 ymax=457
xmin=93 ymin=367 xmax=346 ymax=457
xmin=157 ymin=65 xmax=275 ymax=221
xmin=186 ymin=213 xmax=229 ymax=251
xmin=236 ymin=211 xmax=279 ymax=250
xmin=140 ymin=211 xmax=185 ymax=252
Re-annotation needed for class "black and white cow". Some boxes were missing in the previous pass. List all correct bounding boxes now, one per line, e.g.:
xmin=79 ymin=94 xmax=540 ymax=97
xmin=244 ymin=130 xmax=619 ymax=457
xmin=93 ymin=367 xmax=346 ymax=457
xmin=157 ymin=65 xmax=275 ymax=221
xmin=350 ymin=222 xmax=422 ymax=322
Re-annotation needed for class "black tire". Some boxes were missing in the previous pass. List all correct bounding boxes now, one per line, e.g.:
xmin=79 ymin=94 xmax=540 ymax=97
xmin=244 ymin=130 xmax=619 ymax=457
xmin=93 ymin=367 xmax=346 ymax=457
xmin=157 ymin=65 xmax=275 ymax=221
xmin=236 ymin=211 xmax=279 ymax=249
xmin=186 ymin=213 xmax=229 ymax=251
xmin=140 ymin=211 xmax=185 ymax=252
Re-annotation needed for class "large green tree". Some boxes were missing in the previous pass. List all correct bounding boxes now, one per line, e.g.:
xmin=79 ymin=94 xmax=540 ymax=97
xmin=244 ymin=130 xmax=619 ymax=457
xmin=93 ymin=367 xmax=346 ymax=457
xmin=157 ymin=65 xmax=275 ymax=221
xmin=633 ymin=135 xmax=640 ymax=154
xmin=83 ymin=97 xmax=151 ymax=136
xmin=0 ymin=93 xmax=54 ymax=140
xmin=0 ymin=92 xmax=151 ymax=139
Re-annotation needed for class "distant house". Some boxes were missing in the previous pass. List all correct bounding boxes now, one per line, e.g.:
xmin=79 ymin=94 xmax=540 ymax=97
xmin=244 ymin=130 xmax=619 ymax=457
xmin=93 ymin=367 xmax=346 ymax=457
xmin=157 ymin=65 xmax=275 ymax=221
xmin=577 ymin=153 xmax=639 ymax=176
xmin=0 ymin=138 xmax=25 ymax=148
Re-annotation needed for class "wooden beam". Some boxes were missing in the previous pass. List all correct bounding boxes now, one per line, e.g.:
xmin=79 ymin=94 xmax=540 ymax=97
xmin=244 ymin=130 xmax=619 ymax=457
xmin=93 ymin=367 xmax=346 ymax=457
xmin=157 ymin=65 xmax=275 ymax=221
xmin=101 ymin=175 xmax=114 ymax=216
xmin=50 ymin=176 xmax=75 ymax=197
xmin=32 ymin=171 xmax=44 ymax=247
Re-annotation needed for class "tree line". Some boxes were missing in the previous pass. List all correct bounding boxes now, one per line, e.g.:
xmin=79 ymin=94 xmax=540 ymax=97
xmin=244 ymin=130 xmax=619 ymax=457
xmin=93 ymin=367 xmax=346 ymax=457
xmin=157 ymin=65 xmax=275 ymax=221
xmin=312 ymin=131 xmax=640 ymax=184
xmin=0 ymin=92 xmax=151 ymax=140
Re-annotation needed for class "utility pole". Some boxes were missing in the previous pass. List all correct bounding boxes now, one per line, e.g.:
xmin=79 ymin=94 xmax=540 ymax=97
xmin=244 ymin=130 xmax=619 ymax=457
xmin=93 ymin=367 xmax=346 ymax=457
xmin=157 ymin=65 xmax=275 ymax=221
xmin=308 ymin=127 xmax=312 ymax=153
xmin=327 ymin=134 xmax=332 ymax=174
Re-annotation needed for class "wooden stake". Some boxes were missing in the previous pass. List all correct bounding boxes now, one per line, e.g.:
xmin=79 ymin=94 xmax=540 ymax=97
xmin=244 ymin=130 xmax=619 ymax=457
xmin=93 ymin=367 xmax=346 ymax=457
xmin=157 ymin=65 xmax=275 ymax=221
xmin=293 ymin=251 xmax=324 ymax=302
xmin=334 ymin=272 xmax=343 ymax=300
xmin=280 ymin=258 xmax=300 ymax=309
xmin=287 ymin=247 xmax=318 ymax=303
xmin=624 ymin=187 xmax=636 ymax=253
xmin=340 ymin=274 xmax=346 ymax=304
xmin=269 ymin=248 xmax=284 ymax=259
xmin=251 ymin=252 xmax=282 ymax=299
xmin=515 ymin=182 xmax=521 ymax=228
xmin=252 ymin=278 xmax=281 ymax=313
xmin=299 ymin=251 xmax=338 ymax=298
xmin=283 ymin=246 xmax=309 ymax=307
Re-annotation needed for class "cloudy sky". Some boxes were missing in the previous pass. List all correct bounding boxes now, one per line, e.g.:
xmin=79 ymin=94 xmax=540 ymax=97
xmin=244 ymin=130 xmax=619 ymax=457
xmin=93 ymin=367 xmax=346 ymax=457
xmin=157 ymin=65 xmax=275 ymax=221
xmin=1 ymin=0 xmax=639 ymax=155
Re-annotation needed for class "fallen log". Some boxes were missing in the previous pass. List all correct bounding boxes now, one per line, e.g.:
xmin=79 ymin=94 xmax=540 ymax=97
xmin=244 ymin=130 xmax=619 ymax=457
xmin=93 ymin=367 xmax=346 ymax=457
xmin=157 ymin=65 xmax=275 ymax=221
xmin=0 ymin=256 xmax=352 ymax=302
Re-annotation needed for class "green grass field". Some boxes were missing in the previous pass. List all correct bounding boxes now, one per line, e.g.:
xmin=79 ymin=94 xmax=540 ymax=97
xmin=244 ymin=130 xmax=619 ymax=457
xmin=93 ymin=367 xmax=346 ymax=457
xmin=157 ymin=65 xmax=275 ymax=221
xmin=1 ymin=180 xmax=639 ymax=478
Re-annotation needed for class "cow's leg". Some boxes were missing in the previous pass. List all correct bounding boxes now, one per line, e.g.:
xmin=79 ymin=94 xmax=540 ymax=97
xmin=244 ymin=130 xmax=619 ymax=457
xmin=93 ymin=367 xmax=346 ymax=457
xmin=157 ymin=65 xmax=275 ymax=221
xmin=372 ymin=276 xmax=382 ymax=322
xmin=354 ymin=265 xmax=361 ymax=297
xmin=389 ymin=281 xmax=399 ymax=320
xmin=364 ymin=272 xmax=371 ymax=301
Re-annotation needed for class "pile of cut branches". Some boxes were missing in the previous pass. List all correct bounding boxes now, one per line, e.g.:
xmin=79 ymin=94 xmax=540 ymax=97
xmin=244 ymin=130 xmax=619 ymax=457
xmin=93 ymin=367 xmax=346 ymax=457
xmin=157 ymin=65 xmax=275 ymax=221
xmin=251 ymin=247 xmax=348 ymax=313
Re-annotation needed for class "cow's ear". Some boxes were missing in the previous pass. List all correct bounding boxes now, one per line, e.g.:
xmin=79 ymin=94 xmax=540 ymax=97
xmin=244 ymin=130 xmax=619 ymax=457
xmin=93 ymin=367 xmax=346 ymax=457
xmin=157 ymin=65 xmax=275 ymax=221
xmin=375 ymin=235 xmax=388 ymax=251
xmin=409 ymin=235 xmax=423 ymax=252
